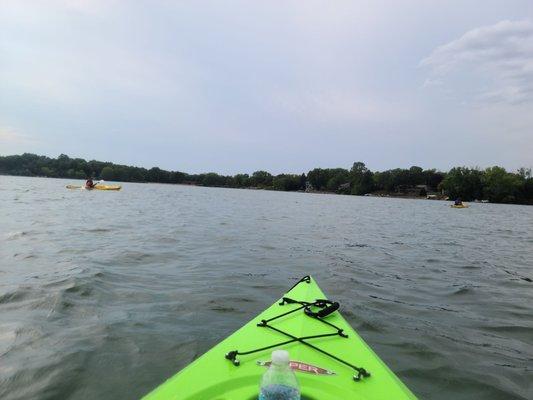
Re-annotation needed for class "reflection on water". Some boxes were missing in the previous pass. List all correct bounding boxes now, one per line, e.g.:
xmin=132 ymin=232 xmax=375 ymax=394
xmin=0 ymin=175 xmax=532 ymax=400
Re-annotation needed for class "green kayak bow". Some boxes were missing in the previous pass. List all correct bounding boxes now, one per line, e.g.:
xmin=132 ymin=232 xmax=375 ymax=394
xmin=143 ymin=276 xmax=417 ymax=399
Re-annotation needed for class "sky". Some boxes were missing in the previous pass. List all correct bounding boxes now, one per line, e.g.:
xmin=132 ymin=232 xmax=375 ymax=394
xmin=1 ymin=0 xmax=532 ymax=174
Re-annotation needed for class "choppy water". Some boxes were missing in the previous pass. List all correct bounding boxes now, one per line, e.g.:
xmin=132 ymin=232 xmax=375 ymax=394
xmin=1 ymin=175 xmax=532 ymax=400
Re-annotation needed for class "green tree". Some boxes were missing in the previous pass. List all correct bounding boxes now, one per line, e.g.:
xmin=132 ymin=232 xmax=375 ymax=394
xmin=147 ymin=167 xmax=164 ymax=182
xmin=299 ymin=173 xmax=307 ymax=190
xmin=273 ymin=174 xmax=301 ymax=191
xmin=424 ymin=169 xmax=445 ymax=190
xmin=326 ymin=170 xmax=350 ymax=192
xmin=373 ymin=170 xmax=394 ymax=191
xmin=408 ymin=166 xmax=424 ymax=185
xmin=201 ymin=173 xmax=227 ymax=187
xmin=170 ymin=171 xmax=186 ymax=184
xmin=482 ymin=166 xmax=521 ymax=203
xmin=350 ymin=162 xmax=374 ymax=195
xmin=307 ymin=168 xmax=349 ymax=191
xmin=250 ymin=171 xmax=273 ymax=187
xmin=233 ymin=174 xmax=250 ymax=187
xmin=439 ymin=167 xmax=483 ymax=200
xmin=40 ymin=166 xmax=55 ymax=177
xmin=101 ymin=166 xmax=115 ymax=181
xmin=307 ymin=168 xmax=326 ymax=190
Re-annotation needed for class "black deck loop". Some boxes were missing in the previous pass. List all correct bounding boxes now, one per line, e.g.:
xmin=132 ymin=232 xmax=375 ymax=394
xmin=286 ymin=275 xmax=311 ymax=292
xmin=304 ymin=300 xmax=339 ymax=318
xmin=279 ymin=296 xmax=301 ymax=306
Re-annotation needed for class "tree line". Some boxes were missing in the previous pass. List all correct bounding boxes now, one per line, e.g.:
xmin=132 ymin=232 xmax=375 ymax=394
xmin=1 ymin=153 xmax=532 ymax=204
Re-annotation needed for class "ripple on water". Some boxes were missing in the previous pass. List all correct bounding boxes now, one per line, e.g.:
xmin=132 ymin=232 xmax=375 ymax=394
xmin=0 ymin=290 xmax=29 ymax=305
xmin=449 ymin=286 xmax=477 ymax=296
xmin=5 ymin=231 xmax=33 ymax=240
xmin=80 ymin=228 xmax=113 ymax=233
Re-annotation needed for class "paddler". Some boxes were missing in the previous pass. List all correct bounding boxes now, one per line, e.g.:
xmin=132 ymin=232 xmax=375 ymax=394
xmin=454 ymin=198 xmax=463 ymax=206
xmin=85 ymin=177 xmax=95 ymax=189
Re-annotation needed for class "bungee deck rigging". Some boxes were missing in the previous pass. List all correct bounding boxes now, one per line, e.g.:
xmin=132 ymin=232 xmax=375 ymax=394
xmin=225 ymin=275 xmax=371 ymax=382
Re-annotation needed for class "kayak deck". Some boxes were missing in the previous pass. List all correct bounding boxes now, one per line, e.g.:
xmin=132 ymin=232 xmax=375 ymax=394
xmin=143 ymin=276 xmax=417 ymax=400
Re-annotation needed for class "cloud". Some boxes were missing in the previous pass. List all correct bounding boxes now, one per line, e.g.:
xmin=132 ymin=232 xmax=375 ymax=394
xmin=271 ymin=89 xmax=416 ymax=126
xmin=421 ymin=20 xmax=533 ymax=104
xmin=0 ymin=127 xmax=36 ymax=145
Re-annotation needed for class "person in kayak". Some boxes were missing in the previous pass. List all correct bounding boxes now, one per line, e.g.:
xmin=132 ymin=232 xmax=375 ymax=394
xmin=454 ymin=198 xmax=463 ymax=206
xmin=85 ymin=178 xmax=95 ymax=189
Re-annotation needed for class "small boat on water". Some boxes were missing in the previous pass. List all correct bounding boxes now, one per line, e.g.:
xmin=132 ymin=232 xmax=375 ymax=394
xmin=66 ymin=184 xmax=122 ymax=191
xmin=450 ymin=203 xmax=468 ymax=208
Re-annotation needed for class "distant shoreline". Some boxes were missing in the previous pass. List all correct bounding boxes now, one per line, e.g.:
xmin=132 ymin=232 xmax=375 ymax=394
xmin=5 ymin=172 xmax=524 ymax=206
xmin=1 ymin=153 xmax=532 ymax=205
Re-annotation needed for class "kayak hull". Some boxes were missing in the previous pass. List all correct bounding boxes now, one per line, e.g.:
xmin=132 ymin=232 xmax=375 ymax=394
xmin=450 ymin=204 xmax=468 ymax=208
xmin=66 ymin=184 xmax=122 ymax=191
xmin=143 ymin=276 xmax=417 ymax=400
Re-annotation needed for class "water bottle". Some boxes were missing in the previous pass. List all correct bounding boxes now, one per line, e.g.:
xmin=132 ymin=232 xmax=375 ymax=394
xmin=259 ymin=350 xmax=300 ymax=400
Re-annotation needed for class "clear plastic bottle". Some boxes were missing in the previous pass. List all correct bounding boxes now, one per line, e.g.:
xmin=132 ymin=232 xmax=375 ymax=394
xmin=258 ymin=350 xmax=300 ymax=400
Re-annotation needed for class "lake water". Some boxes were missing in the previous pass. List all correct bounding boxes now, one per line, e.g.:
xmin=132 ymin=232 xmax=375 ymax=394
xmin=1 ymin=175 xmax=532 ymax=400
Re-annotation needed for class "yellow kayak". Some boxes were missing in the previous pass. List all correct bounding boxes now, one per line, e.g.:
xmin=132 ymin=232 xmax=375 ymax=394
xmin=450 ymin=204 xmax=468 ymax=208
xmin=66 ymin=184 xmax=122 ymax=191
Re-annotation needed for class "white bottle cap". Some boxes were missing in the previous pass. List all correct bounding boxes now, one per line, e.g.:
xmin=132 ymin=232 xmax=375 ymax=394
xmin=271 ymin=350 xmax=290 ymax=365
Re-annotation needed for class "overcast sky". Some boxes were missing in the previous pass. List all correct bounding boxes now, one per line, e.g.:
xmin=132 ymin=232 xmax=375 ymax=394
xmin=1 ymin=1 xmax=532 ymax=174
